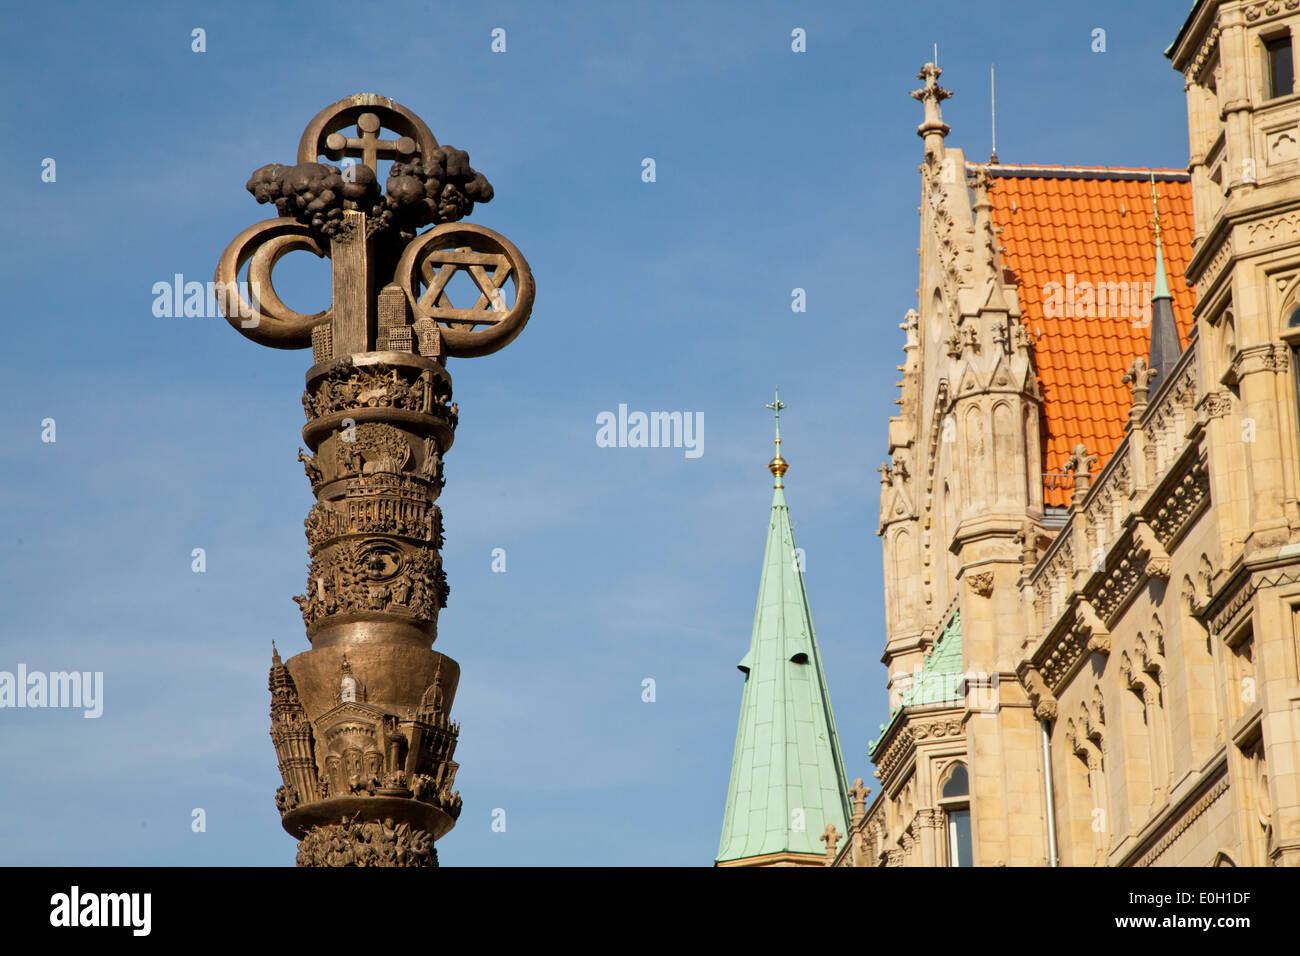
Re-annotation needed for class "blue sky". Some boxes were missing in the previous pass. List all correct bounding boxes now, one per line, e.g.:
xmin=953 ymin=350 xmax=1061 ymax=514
xmin=0 ymin=1 xmax=1197 ymax=865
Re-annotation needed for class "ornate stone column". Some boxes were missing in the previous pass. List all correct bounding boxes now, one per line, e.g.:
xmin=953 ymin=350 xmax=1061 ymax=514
xmin=214 ymin=95 xmax=535 ymax=866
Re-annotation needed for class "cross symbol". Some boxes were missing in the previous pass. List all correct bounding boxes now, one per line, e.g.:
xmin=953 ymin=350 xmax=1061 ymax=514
xmin=324 ymin=112 xmax=418 ymax=173
xmin=765 ymin=389 xmax=786 ymax=421
xmin=1148 ymin=173 xmax=1165 ymax=242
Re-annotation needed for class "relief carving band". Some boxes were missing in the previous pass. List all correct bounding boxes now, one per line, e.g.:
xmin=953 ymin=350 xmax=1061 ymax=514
xmin=295 ymin=818 xmax=438 ymax=868
xmin=215 ymin=94 xmax=535 ymax=866
xmin=303 ymin=363 xmax=455 ymax=421
xmin=293 ymin=540 xmax=448 ymax=630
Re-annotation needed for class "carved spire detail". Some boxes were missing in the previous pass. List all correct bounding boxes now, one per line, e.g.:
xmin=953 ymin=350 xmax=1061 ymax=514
xmin=911 ymin=62 xmax=953 ymax=142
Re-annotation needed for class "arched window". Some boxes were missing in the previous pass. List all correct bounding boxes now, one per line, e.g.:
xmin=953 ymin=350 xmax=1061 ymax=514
xmin=942 ymin=764 xmax=969 ymax=799
xmin=938 ymin=763 xmax=972 ymax=866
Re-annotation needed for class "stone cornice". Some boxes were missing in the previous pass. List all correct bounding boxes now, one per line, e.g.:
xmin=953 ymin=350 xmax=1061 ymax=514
xmin=1168 ymin=0 xmax=1220 ymax=76
xmin=1243 ymin=0 xmax=1300 ymax=30
xmin=1145 ymin=449 xmax=1211 ymax=552
xmin=953 ymin=515 xmax=1035 ymax=550
xmin=1195 ymin=232 xmax=1234 ymax=301
xmin=1190 ymin=185 xmax=1300 ymax=294
xmin=1125 ymin=753 xmax=1230 ymax=868
xmin=912 ymin=715 xmax=964 ymax=743
xmin=1028 ymin=445 xmax=1208 ymax=694
xmin=1206 ymin=556 xmax=1300 ymax=636
xmin=1234 ymin=198 xmax=1300 ymax=255
xmin=1032 ymin=610 xmax=1091 ymax=697
xmin=1204 ymin=560 xmax=1253 ymax=633
xmin=872 ymin=708 xmax=965 ymax=791
xmin=715 ymin=850 xmax=827 ymax=868
xmin=872 ymin=718 xmax=913 ymax=783
xmin=1187 ymin=203 xmax=1233 ymax=285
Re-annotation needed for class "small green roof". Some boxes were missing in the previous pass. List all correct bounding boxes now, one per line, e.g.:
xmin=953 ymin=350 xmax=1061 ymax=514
xmin=1165 ymin=1 xmax=1207 ymax=59
xmin=869 ymin=611 xmax=963 ymax=755
xmin=716 ymin=405 xmax=850 ymax=863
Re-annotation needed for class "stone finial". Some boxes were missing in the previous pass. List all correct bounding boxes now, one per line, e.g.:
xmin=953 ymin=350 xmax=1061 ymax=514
xmin=878 ymin=461 xmax=894 ymax=486
xmin=968 ymin=166 xmax=1007 ymax=290
xmin=820 ymin=823 xmax=842 ymax=863
xmin=1063 ymin=443 xmax=1098 ymax=504
xmin=910 ymin=63 xmax=952 ymax=141
xmin=1122 ymin=357 xmax=1159 ymax=409
xmin=848 ymin=778 xmax=870 ymax=821
xmin=1012 ymin=321 xmax=1035 ymax=352
xmin=992 ymin=323 xmax=1010 ymax=353
xmin=901 ymin=309 xmax=920 ymax=347
xmin=944 ymin=329 xmax=964 ymax=358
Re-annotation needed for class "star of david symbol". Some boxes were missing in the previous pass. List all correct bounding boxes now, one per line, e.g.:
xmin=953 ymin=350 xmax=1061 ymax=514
xmin=395 ymin=222 xmax=535 ymax=357
xmin=414 ymin=245 xmax=513 ymax=328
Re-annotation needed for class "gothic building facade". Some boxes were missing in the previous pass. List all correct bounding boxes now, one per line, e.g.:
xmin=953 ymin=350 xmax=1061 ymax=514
xmin=835 ymin=0 xmax=1300 ymax=867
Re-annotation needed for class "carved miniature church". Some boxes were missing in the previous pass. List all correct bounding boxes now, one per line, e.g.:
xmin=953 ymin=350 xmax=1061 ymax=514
xmin=720 ymin=0 xmax=1300 ymax=867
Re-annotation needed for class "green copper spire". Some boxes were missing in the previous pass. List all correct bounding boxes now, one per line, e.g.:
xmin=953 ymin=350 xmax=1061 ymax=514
xmin=716 ymin=392 xmax=851 ymax=865
xmin=1146 ymin=173 xmax=1183 ymax=382
xmin=1150 ymin=174 xmax=1172 ymax=302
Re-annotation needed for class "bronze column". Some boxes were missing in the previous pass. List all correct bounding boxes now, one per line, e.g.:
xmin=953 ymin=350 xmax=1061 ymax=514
xmin=214 ymin=94 xmax=535 ymax=866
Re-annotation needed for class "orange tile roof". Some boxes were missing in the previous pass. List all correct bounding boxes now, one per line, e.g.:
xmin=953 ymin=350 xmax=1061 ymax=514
xmin=986 ymin=165 xmax=1196 ymax=506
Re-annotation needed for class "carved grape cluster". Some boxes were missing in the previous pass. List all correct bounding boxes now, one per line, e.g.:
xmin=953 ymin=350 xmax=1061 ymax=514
xmin=246 ymin=144 xmax=492 ymax=241
xmin=248 ymin=161 xmax=380 ymax=237
xmin=378 ymin=147 xmax=493 ymax=240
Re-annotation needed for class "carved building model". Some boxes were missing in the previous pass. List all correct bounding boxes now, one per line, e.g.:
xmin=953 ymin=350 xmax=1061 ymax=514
xmin=834 ymin=0 xmax=1300 ymax=867
xmin=214 ymin=95 xmax=534 ymax=866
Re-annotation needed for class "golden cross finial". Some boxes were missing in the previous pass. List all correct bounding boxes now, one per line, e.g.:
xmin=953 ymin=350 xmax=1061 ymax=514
xmin=1148 ymin=173 xmax=1164 ymax=244
xmin=765 ymin=389 xmax=788 ymax=486
xmin=765 ymin=388 xmax=786 ymax=426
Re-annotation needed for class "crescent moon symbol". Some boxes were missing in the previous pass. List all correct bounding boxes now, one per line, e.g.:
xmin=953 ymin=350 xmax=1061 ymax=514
xmin=214 ymin=218 xmax=330 ymax=349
